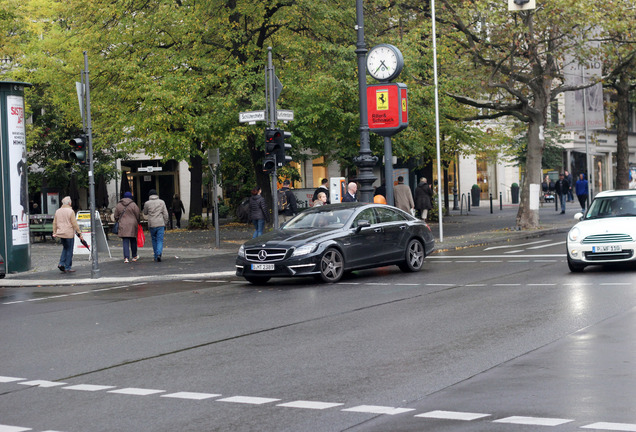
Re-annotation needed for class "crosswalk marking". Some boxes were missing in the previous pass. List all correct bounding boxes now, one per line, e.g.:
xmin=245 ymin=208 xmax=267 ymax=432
xmin=493 ymin=416 xmax=573 ymax=426
xmin=18 ymin=380 xmax=66 ymax=388
xmin=62 ymin=384 xmax=116 ymax=392
xmin=277 ymin=401 xmax=344 ymax=410
xmin=107 ymin=388 xmax=165 ymax=396
xmin=415 ymin=410 xmax=490 ymax=421
xmin=581 ymin=422 xmax=636 ymax=431
xmin=217 ymin=396 xmax=281 ymax=404
xmin=161 ymin=391 xmax=221 ymax=400
xmin=342 ymin=405 xmax=415 ymax=415
xmin=0 ymin=376 xmax=25 ymax=383
xmin=0 ymin=425 xmax=31 ymax=432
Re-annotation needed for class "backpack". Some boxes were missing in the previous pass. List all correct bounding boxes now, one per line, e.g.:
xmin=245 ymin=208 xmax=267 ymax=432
xmin=236 ymin=198 xmax=250 ymax=223
xmin=277 ymin=190 xmax=289 ymax=212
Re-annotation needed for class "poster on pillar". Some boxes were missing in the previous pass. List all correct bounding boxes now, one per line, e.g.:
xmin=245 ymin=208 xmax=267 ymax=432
xmin=7 ymin=95 xmax=30 ymax=246
xmin=367 ymin=83 xmax=408 ymax=137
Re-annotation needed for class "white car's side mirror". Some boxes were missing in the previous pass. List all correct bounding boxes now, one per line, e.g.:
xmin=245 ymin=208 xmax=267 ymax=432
xmin=573 ymin=212 xmax=584 ymax=221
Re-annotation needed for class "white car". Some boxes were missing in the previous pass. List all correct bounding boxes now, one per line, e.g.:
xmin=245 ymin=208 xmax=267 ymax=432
xmin=567 ymin=190 xmax=636 ymax=272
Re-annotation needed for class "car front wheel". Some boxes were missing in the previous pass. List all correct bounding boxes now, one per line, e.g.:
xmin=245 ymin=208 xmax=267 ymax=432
xmin=318 ymin=248 xmax=344 ymax=283
xmin=567 ymin=255 xmax=585 ymax=272
xmin=399 ymin=239 xmax=425 ymax=272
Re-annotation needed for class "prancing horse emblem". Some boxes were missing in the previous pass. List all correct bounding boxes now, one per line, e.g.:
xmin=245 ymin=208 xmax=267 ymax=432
xmin=258 ymin=250 xmax=268 ymax=261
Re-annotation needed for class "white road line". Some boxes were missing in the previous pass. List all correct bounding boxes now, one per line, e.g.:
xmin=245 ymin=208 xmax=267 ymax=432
xmin=480 ymin=260 xmax=503 ymax=263
xmin=429 ymin=254 xmax=564 ymax=259
xmin=493 ymin=416 xmax=573 ymax=426
xmin=528 ymin=241 xmax=566 ymax=249
xmin=107 ymin=388 xmax=165 ymax=396
xmin=342 ymin=405 xmax=415 ymax=415
xmin=426 ymin=284 xmax=455 ymax=287
xmin=18 ymin=380 xmax=66 ymax=388
xmin=600 ymin=283 xmax=633 ymax=286
xmin=465 ymin=284 xmax=486 ymax=287
xmin=394 ymin=283 xmax=420 ymax=286
xmin=415 ymin=410 xmax=491 ymax=421
xmin=504 ymin=250 xmax=524 ymax=254
xmin=0 ymin=425 xmax=31 ymax=432
xmin=581 ymin=422 xmax=636 ymax=431
xmin=62 ymin=384 xmax=116 ymax=392
xmin=494 ymin=284 xmax=521 ymax=287
xmin=277 ymin=401 xmax=344 ymax=410
xmin=528 ymin=284 xmax=557 ymax=287
xmin=508 ymin=260 xmax=530 ymax=262
xmin=0 ymin=376 xmax=25 ymax=383
xmin=484 ymin=240 xmax=551 ymax=251
xmin=161 ymin=392 xmax=221 ymax=400
xmin=217 ymin=396 xmax=281 ymax=404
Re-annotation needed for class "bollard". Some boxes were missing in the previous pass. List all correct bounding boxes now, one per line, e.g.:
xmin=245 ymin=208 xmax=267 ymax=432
xmin=489 ymin=193 xmax=493 ymax=214
xmin=499 ymin=192 xmax=503 ymax=210
xmin=468 ymin=194 xmax=471 ymax=212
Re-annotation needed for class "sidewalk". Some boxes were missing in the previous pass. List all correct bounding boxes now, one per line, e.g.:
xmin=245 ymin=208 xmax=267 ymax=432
xmin=2 ymin=202 xmax=577 ymax=287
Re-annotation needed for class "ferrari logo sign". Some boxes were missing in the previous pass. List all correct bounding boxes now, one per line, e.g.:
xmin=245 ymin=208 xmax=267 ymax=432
xmin=367 ymin=83 xmax=408 ymax=137
xmin=376 ymin=90 xmax=389 ymax=111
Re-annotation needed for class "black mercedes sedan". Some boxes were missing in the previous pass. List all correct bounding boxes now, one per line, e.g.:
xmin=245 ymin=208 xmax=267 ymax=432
xmin=236 ymin=202 xmax=435 ymax=284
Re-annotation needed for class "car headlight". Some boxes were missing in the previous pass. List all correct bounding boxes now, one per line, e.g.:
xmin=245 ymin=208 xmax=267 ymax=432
xmin=292 ymin=243 xmax=317 ymax=257
xmin=238 ymin=245 xmax=245 ymax=258
xmin=568 ymin=227 xmax=580 ymax=242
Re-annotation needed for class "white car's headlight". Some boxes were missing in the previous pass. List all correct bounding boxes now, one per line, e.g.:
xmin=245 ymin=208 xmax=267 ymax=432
xmin=238 ymin=245 xmax=245 ymax=258
xmin=568 ymin=227 xmax=580 ymax=242
xmin=292 ymin=243 xmax=317 ymax=257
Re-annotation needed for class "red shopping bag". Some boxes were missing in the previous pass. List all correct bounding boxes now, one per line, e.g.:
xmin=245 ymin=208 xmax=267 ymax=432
xmin=137 ymin=224 xmax=145 ymax=247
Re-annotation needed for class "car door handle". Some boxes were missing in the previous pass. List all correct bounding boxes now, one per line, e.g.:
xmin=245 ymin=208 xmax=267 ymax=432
xmin=374 ymin=228 xmax=382 ymax=233
xmin=399 ymin=225 xmax=407 ymax=230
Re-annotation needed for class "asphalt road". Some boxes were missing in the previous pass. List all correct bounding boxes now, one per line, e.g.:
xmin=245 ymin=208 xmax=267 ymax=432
xmin=1 ymin=234 xmax=636 ymax=432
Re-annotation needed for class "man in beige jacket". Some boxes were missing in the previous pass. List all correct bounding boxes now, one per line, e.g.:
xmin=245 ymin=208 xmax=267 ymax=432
xmin=393 ymin=176 xmax=414 ymax=214
xmin=52 ymin=196 xmax=83 ymax=273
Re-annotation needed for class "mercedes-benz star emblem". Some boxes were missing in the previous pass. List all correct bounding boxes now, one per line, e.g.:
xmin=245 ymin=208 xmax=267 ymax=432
xmin=258 ymin=250 xmax=268 ymax=261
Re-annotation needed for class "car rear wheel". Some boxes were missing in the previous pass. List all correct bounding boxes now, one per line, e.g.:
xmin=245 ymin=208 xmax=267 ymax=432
xmin=567 ymin=255 xmax=585 ymax=272
xmin=399 ymin=239 xmax=425 ymax=272
xmin=318 ymin=248 xmax=344 ymax=283
xmin=245 ymin=276 xmax=271 ymax=285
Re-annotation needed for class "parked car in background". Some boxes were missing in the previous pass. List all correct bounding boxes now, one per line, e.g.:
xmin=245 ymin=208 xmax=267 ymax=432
xmin=236 ymin=203 xmax=435 ymax=284
xmin=567 ymin=190 xmax=636 ymax=272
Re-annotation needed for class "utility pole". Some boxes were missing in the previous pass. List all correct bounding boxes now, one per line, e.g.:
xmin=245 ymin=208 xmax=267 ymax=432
xmin=266 ymin=47 xmax=280 ymax=228
xmin=83 ymin=52 xmax=100 ymax=279
xmin=354 ymin=0 xmax=378 ymax=203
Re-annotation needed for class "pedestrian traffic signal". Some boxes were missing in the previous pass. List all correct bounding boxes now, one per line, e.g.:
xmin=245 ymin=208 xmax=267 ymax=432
xmin=69 ymin=135 xmax=87 ymax=165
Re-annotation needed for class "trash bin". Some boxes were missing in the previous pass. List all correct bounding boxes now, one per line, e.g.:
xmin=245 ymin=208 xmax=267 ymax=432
xmin=511 ymin=183 xmax=520 ymax=204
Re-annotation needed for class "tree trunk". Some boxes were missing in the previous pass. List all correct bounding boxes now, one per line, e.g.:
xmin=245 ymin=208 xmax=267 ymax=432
xmin=614 ymin=69 xmax=631 ymax=190
xmin=188 ymin=142 xmax=204 ymax=219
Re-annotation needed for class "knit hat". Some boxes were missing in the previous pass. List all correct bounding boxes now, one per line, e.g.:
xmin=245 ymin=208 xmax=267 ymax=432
xmin=123 ymin=191 xmax=133 ymax=199
xmin=149 ymin=189 xmax=157 ymax=196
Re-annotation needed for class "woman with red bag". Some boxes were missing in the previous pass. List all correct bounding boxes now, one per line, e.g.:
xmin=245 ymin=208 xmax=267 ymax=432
xmin=113 ymin=191 xmax=141 ymax=263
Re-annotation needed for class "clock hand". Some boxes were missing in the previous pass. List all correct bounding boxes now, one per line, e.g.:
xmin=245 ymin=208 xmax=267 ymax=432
xmin=375 ymin=60 xmax=390 ymax=74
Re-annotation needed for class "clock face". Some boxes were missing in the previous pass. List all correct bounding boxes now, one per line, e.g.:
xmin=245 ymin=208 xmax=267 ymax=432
xmin=366 ymin=44 xmax=403 ymax=81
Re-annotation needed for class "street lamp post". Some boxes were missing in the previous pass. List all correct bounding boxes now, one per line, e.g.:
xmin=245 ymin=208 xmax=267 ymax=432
xmin=354 ymin=0 xmax=378 ymax=203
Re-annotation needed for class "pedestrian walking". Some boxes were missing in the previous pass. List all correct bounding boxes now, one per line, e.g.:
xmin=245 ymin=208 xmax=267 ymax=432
xmin=342 ymin=182 xmax=358 ymax=202
xmin=114 ymin=191 xmax=141 ymax=263
xmin=555 ymin=173 xmax=570 ymax=214
xmin=565 ymin=170 xmax=574 ymax=202
xmin=143 ymin=189 xmax=169 ymax=262
xmin=52 ymin=196 xmax=83 ymax=273
xmin=312 ymin=178 xmax=330 ymax=204
xmin=394 ymin=176 xmax=414 ymax=214
xmin=575 ymin=173 xmax=589 ymax=212
xmin=171 ymin=194 xmax=185 ymax=229
xmin=278 ymin=180 xmax=298 ymax=224
xmin=414 ymin=177 xmax=433 ymax=220
xmin=249 ymin=187 xmax=268 ymax=238
xmin=313 ymin=191 xmax=327 ymax=207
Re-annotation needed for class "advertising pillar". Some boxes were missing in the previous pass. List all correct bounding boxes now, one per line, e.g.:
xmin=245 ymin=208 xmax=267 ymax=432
xmin=0 ymin=81 xmax=32 ymax=273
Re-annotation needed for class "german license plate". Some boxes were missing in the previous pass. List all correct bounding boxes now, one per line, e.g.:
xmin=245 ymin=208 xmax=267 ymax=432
xmin=251 ymin=263 xmax=275 ymax=271
xmin=592 ymin=245 xmax=622 ymax=253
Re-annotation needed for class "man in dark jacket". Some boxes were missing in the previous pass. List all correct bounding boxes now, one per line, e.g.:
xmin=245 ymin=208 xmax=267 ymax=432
xmin=279 ymin=180 xmax=298 ymax=223
xmin=414 ymin=177 xmax=433 ymax=221
xmin=312 ymin=178 xmax=330 ymax=204
xmin=342 ymin=182 xmax=358 ymax=202
xmin=554 ymin=173 xmax=570 ymax=214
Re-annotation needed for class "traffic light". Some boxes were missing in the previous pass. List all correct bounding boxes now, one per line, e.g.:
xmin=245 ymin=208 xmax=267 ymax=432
xmin=263 ymin=128 xmax=292 ymax=172
xmin=274 ymin=130 xmax=293 ymax=167
xmin=69 ymin=135 xmax=88 ymax=165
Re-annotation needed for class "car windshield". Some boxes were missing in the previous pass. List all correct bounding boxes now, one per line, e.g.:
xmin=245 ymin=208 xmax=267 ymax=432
xmin=586 ymin=196 xmax=636 ymax=219
xmin=283 ymin=208 xmax=356 ymax=229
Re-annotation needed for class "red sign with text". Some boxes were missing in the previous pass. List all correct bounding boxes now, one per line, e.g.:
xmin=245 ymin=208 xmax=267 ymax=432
xmin=367 ymin=83 xmax=408 ymax=137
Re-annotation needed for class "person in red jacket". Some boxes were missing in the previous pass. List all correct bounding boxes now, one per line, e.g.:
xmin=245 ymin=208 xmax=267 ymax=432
xmin=52 ymin=196 xmax=83 ymax=273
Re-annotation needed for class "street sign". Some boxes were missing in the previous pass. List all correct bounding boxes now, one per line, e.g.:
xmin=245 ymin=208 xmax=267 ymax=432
xmin=138 ymin=166 xmax=163 ymax=173
xmin=239 ymin=110 xmax=266 ymax=124
xmin=277 ymin=109 xmax=294 ymax=122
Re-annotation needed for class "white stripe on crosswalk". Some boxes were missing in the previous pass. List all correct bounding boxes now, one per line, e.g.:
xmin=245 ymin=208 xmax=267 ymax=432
xmin=581 ymin=422 xmax=636 ymax=431
xmin=415 ymin=410 xmax=490 ymax=421
xmin=278 ymin=401 xmax=344 ymax=410
xmin=342 ymin=405 xmax=415 ymax=415
xmin=493 ymin=416 xmax=573 ymax=426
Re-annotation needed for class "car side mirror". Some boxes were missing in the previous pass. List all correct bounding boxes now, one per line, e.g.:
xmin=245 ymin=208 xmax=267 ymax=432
xmin=574 ymin=212 xmax=584 ymax=221
xmin=355 ymin=220 xmax=370 ymax=233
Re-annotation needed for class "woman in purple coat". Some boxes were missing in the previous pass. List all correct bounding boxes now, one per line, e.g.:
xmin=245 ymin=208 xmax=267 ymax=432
xmin=114 ymin=191 xmax=141 ymax=263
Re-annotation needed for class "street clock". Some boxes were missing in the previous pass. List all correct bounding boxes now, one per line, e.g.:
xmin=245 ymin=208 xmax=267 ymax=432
xmin=366 ymin=44 xmax=404 ymax=82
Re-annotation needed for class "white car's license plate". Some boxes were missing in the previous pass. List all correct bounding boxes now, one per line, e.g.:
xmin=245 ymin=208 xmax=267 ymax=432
xmin=592 ymin=245 xmax=622 ymax=253
xmin=251 ymin=263 xmax=275 ymax=271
